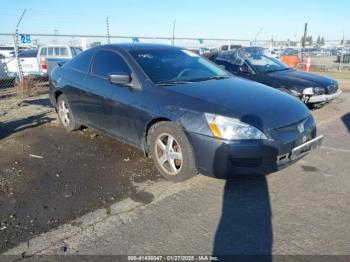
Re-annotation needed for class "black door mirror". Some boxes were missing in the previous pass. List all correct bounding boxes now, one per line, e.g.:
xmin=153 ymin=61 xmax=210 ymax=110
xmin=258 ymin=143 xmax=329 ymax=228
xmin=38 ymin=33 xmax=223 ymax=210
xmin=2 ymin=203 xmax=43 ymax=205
xmin=108 ymin=74 xmax=131 ymax=85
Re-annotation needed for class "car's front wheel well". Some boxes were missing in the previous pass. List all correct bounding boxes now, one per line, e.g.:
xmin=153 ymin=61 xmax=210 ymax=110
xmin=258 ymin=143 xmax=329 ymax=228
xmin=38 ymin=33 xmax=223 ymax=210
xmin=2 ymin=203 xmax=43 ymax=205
xmin=55 ymin=90 xmax=63 ymax=102
xmin=143 ymin=118 xmax=171 ymax=157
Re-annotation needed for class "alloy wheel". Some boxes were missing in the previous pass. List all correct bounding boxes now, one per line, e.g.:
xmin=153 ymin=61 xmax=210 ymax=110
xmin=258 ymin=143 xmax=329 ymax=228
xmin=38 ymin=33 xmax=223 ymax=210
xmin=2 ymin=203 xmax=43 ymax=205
xmin=58 ymin=100 xmax=70 ymax=127
xmin=155 ymin=133 xmax=183 ymax=175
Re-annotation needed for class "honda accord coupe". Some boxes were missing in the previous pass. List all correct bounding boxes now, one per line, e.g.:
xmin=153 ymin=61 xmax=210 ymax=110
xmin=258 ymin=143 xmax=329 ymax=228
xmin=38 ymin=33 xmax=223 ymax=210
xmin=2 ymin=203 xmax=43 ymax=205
xmin=208 ymin=48 xmax=341 ymax=107
xmin=49 ymin=44 xmax=323 ymax=181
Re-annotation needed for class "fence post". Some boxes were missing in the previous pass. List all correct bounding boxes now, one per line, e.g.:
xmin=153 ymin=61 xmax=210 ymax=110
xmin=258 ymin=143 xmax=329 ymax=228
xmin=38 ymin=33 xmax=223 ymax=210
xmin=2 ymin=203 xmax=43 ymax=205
xmin=13 ymin=31 xmax=23 ymax=82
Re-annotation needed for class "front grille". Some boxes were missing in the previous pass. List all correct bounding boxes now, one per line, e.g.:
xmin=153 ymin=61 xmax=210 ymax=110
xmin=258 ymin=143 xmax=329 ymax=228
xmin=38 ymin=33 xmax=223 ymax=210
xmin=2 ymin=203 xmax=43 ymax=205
xmin=274 ymin=116 xmax=312 ymax=133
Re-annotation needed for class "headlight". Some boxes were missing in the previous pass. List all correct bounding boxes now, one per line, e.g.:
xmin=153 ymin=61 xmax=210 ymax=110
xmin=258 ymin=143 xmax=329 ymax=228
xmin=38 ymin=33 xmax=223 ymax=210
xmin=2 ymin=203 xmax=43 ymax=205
xmin=303 ymin=87 xmax=325 ymax=95
xmin=313 ymin=87 xmax=325 ymax=95
xmin=303 ymin=87 xmax=314 ymax=95
xmin=289 ymin=89 xmax=301 ymax=97
xmin=204 ymin=113 xmax=267 ymax=140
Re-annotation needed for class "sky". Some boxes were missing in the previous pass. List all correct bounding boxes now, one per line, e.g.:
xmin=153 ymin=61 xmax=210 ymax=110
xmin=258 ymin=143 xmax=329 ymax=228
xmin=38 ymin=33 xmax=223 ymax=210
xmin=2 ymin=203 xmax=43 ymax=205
xmin=1 ymin=0 xmax=349 ymax=42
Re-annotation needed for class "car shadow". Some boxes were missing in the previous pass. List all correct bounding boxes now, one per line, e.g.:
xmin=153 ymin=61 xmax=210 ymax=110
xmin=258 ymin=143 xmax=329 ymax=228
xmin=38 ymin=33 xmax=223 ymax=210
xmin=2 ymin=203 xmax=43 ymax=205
xmin=213 ymin=176 xmax=272 ymax=261
xmin=0 ymin=113 xmax=54 ymax=140
xmin=341 ymin=113 xmax=350 ymax=133
xmin=19 ymin=98 xmax=52 ymax=108
xmin=212 ymin=115 xmax=273 ymax=261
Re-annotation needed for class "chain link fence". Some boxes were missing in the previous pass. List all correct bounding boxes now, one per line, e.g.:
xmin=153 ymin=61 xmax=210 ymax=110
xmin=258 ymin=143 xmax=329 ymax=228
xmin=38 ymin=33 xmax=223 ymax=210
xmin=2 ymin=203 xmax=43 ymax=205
xmin=1 ymin=33 xmax=349 ymax=97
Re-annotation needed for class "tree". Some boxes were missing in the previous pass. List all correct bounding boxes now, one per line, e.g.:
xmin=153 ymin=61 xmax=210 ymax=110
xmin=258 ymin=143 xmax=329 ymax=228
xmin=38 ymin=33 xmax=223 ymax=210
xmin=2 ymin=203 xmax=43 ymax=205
xmin=316 ymin=35 xmax=321 ymax=45
xmin=321 ymin=37 xmax=325 ymax=46
xmin=301 ymin=35 xmax=313 ymax=46
xmin=306 ymin=36 xmax=313 ymax=45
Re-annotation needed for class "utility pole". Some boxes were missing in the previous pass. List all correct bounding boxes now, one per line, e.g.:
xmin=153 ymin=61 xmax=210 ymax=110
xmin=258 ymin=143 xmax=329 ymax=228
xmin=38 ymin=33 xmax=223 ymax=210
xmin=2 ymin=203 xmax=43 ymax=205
xmin=302 ymin=23 xmax=308 ymax=49
xmin=14 ymin=8 xmax=26 ymax=83
xmin=302 ymin=23 xmax=308 ymax=63
xmin=106 ymin=17 xmax=111 ymax=44
xmin=172 ymin=19 xmax=176 ymax=46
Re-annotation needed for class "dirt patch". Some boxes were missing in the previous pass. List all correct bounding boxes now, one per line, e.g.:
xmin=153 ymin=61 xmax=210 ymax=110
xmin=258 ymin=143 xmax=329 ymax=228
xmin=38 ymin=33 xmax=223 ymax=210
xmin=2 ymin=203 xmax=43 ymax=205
xmin=0 ymin=123 xmax=160 ymax=252
xmin=301 ymin=165 xmax=319 ymax=172
xmin=130 ymin=191 xmax=155 ymax=205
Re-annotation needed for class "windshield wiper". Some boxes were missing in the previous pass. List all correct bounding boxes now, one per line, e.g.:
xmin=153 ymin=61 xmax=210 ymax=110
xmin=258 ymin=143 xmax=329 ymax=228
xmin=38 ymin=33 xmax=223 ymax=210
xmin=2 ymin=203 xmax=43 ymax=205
xmin=190 ymin=76 xmax=229 ymax=82
xmin=263 ymin=68 xmax=291 ymax=73
xmin=155 ymin=80 xmax=191 ymax=86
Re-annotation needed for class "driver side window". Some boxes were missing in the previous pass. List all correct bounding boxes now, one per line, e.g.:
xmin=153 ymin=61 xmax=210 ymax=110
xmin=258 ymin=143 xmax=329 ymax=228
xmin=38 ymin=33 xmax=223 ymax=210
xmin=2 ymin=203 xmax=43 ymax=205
xmin=91 ymin=50 xmax=131 ymax=78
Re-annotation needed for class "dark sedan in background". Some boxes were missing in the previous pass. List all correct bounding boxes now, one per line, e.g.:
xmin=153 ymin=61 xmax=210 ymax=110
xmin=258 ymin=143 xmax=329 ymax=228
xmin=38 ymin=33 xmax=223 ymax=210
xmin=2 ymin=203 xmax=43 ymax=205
xmin=208 ymin=48 xmax=342 ymax=107
xmin=49 ymin=44 xmax=323 ymax=181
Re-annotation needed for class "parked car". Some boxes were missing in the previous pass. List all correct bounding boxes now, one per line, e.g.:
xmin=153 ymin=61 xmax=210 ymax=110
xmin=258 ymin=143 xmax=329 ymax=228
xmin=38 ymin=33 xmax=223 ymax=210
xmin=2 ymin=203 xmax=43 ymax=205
xmin=0 ymin=45 xmax=31 ymax=58
xmin=210 ymin=48 xmax=341 ymax=106
xmin=219 ymin=44 xmax=242 ymax=52
xmin=38 ymin=45 xmax=82 ymax=76
xmin=281 ymin=48 xmax=300 ymax=56
xmin=5 ymin=49 xmax=41 ymax=78
xmin=49 ymin=44 xmax=323 ymax=181
xmin=0 ymin=46 xmax=15 ymax=58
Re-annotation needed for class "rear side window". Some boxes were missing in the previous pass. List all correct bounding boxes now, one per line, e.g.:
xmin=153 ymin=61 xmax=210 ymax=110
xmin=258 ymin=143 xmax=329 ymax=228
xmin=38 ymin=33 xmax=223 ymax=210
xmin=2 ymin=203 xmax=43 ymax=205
xmin=66 ymin=48 xmax=95 ymax=73
xmin=59 ymin=47 xmax=69 ymax=56
xmin=48 ymin=47 xmax=54 ymax=56
xmin=54 ymin=47 xmax=60 ymax=56
xmin=91 ymin=50 xmax=131 ymax=78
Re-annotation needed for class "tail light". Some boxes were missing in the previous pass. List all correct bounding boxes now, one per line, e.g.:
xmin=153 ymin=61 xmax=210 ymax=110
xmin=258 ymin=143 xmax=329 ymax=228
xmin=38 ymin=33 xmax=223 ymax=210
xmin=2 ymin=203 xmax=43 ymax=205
xmin=41 ymin=57 xmax=47 ymax=70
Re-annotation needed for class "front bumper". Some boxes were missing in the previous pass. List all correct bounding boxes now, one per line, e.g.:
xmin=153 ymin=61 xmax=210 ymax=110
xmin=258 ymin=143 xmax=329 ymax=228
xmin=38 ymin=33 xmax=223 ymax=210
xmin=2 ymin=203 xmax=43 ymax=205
xmin=186 ymin=131 xmax=322 ymax=178
xmin=308 ymin=90 xmax=342 ymax=103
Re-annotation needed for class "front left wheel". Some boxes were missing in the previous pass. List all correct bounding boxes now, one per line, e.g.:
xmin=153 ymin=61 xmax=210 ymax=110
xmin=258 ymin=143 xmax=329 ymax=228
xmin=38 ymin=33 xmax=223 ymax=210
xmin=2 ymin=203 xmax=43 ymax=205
xmin=149 ymin=122 xmax=197 ymax=182
xmin=57 ymin=94 xmax=81 ymax=132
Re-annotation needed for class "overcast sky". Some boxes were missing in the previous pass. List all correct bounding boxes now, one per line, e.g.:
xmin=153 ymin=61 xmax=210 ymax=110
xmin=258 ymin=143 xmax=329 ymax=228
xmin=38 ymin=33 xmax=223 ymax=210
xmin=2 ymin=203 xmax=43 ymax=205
xmin=1 ymin=0 xmax=349 ymax=41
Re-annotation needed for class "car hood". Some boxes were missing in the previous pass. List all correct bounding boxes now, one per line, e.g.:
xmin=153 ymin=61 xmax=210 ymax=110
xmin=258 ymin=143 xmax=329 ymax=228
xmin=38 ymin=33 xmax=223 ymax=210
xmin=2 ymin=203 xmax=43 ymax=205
xmin=166 ymin=77 xmax=310 ymax=131
xmin=263 ymin=69 xmax=337 ymax=91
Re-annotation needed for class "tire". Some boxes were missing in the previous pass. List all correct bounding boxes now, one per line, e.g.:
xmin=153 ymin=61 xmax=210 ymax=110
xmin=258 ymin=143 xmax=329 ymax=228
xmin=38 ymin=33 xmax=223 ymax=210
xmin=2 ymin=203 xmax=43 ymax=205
xmin=148 ymin=122 xmax=197 ymax=182
xmin=56 ymin=94 xmax=81 ymax=132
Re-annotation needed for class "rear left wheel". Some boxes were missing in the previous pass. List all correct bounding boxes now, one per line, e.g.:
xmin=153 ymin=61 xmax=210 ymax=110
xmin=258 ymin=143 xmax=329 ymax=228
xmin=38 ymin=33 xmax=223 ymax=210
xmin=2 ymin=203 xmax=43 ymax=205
xmin=57 ymin=94 xmax=81 ymax=132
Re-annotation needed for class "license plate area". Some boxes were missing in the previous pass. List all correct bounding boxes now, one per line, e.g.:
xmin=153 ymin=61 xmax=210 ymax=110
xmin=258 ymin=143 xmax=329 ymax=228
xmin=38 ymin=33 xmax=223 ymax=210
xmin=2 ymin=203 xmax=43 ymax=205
xmin=290 ymin=135 xmax=324 ymax=160
xmin=277 ymin=135 xmax=324 ymax=165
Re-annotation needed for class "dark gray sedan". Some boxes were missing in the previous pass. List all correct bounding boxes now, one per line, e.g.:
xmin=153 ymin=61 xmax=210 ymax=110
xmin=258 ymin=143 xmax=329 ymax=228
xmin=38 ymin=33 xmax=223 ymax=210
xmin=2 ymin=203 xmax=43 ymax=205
xmin=49 ymin=44 xmax=323 ymax=181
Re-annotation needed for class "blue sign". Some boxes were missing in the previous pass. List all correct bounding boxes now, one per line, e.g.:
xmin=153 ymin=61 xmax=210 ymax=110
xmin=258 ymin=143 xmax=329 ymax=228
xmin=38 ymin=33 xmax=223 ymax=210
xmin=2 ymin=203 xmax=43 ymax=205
xmin=20 ymin=34 xmax=32 ymax=44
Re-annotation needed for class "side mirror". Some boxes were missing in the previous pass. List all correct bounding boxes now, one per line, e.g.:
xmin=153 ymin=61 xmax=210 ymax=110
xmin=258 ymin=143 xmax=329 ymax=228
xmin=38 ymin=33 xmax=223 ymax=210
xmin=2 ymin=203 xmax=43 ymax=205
xmin=108 ymin=74 xmax=131 ymax=85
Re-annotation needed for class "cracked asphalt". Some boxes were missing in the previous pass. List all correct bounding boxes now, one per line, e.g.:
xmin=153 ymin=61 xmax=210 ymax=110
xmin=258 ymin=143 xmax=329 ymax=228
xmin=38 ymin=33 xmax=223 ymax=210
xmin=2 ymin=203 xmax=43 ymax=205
xmin=0 ymin=77 xmax=350 ymax=257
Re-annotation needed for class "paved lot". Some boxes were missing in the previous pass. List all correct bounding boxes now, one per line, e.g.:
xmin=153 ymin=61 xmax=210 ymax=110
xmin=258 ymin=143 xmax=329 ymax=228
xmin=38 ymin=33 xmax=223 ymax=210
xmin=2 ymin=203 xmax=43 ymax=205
xmin=0 ymin=80 xmax=350 ymax=257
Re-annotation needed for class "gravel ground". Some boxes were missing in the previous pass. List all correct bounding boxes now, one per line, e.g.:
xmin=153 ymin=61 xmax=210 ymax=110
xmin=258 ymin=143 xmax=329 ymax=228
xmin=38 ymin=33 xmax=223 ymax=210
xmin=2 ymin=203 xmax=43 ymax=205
xmin=0 ymin=90 xmax=161 ymax=252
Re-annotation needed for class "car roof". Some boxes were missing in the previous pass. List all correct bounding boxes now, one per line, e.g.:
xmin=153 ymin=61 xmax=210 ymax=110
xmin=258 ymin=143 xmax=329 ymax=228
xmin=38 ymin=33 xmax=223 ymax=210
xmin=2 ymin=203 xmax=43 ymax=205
xmin=93 ymin=43 xmax=181 ymax=52
xmin=219 ymin=46 xmax=267 ymax=57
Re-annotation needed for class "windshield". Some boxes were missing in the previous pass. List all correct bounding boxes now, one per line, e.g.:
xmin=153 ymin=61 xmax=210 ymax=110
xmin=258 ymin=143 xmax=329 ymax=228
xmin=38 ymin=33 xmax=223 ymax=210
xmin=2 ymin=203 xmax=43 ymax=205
xmin=130 ymin=49 xmax=229 ymax=84
xmin=244 ymin=53 xmax=288 ymax=73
